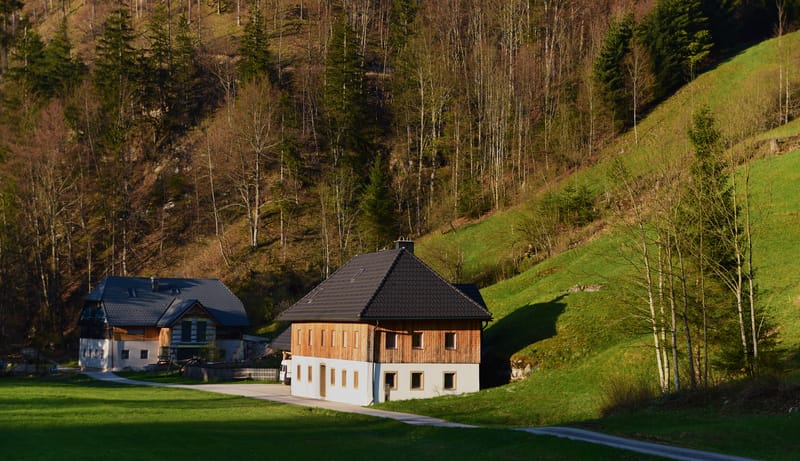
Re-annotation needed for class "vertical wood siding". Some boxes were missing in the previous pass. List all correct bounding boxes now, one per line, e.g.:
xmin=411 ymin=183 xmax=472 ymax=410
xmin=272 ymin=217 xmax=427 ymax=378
xmin=292 ymin=320 xmax=481 ymax=364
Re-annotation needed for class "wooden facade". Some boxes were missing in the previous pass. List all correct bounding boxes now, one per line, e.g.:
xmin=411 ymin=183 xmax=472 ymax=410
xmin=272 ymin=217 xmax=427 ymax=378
xmin=293 ymin=320 xmax=481 ymax=365
xmin=113 ymin=326 xmax=160 ymax=341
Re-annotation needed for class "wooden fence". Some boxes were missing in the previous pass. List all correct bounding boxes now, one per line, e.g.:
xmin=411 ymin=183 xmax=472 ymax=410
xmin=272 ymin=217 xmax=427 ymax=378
xmin=184 ymin=366 xmax=279 ymax=382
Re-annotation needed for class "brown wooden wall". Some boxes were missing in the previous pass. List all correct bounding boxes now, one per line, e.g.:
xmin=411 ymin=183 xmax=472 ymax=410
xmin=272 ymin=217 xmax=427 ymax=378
xmin=375 ymin=320 xmax=482 ymax=364
xmin=113 ymin=326 xmax=160 ymax=341
xmin=292 ymin=320 xmax=482 ymax=364
xmin=292 ymin=322 xmax=372 ymax=362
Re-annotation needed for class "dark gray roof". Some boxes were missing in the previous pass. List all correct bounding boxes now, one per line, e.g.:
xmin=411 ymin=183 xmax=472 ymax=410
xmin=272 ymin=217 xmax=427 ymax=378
xmin=86 ymin=277 xmax=249 ymax=327
xmin=271 ymin=327 xmax=292 ymax=351
xmin=279 ymin=249 xmax=492 ymax=322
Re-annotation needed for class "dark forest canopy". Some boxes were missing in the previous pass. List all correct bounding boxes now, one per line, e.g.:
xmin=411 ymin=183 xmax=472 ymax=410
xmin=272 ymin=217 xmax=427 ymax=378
xmin=0 ymin=0 xmax=796 ymax=352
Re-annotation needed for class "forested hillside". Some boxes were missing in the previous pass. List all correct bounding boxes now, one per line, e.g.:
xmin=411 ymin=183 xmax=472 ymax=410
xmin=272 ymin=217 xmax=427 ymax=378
xmin=0 ymin=0 xmax=792 ymax=352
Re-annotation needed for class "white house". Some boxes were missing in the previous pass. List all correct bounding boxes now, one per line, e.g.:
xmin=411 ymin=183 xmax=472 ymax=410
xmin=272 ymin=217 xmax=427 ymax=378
xmin=278 ymin=241 xmax=492 ymax=405
xmin=78 ymin=276 xmax=249 ymax=371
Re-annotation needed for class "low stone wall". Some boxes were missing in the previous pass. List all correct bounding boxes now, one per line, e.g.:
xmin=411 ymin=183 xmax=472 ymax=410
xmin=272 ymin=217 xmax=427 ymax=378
xmin=184 ymin=366 xmax=279 ymax=382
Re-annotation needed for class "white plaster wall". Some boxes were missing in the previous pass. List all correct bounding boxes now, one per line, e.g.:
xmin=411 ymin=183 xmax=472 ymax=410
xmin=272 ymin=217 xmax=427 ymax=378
xmin=290 ymin=355 xmax=373 ymax=406
xmin=217 ymin=339 xmax=244 ymax=361
xmin=372 ymin=363 xmax=480 ymax=403
xmin=79 ymin=338 xmax=111 ymax=370
xmin=112 ymin=340 xmax=159 ymax=370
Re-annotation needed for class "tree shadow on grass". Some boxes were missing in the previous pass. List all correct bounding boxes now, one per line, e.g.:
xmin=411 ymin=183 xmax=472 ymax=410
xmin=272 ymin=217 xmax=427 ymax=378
xmin=481 ymin=294 xmax=567 ymax=388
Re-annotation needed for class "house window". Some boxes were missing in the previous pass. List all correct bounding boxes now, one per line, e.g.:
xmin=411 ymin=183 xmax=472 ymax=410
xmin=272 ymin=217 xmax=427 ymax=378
xmin=354 ymin=331 xmax=360 ymax=348
xmin=354 ymin=371 xmax=359 ymax=389
xmin=445 ymin=332 xmax=457 ymax=350
xmin=321 ymin=329 xmax=326 ymax=346
xmin=296 ymin=329 xmax=301 ymax=345
xmin=330 ymin=368 xmax=336 ymax=386
xmin=341 ymin=370 xmax=347 ymax=387
xmin=331 ymin=330 xmax=336 ymax=347
xmin=296 ymin=364 xmax=301 ymax=381
xmin=121 ymin=349 xmax=130 ymax=360
xmin=411 ymin=372 xmax=423 ymax=390
xmin=196 ymin=321 xmax=207 ymax=342
xmin=308 ymin=329 xmax=313 ymax=346
xmin=308 ymin=366 xmax=313 ymax=383
xmin=385 ymin=332 xmax=398 ymax=349
xmin=343 ymin=331 xmax=348 ymax=347
xmin=384 ymin=372 xmax=397 ymax=390
xmin=444 ymin=372 xmax=456 ymax=390
xmin=140 ymin=350 xmax=148 ymax=360
xmin=411 ymin=332 xmax=423 ymax=349
xmin=181 ymin=320 xmax=192 ymax=342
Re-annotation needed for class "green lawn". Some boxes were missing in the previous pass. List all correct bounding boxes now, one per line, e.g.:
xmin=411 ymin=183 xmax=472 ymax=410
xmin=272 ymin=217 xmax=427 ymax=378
xmin=0 ymin=375 xmax=661 ymax=461
xmin=587 ymin=406 xmax=800 ymax=461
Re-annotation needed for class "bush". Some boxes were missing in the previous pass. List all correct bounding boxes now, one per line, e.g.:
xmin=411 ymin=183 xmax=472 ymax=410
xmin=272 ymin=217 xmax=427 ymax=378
xmin=600 ymin=372 xmax=658 ymax=416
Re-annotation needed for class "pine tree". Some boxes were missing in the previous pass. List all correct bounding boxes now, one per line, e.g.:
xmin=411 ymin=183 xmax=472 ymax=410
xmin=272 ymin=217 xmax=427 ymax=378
xmin=38 ymin=20 xmax=84 ymax=98
xmin=593 ymin=14 xmax=635 ymax=132
xmin=94 ymin=8 xmax=141 ymax=152
xmin=324 ymin=14 xmax=371 ymax=172
xmin=238 ymin=7 xmax=274 ymax=84
xmin=640 ymin=0 xmax=713 ymax=99
xmin=359 ymin=155 xmax=396 ymax=251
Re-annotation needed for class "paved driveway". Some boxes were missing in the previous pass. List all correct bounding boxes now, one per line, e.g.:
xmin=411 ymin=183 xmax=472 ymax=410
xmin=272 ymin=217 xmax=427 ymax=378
xmin=84 ymin=372 xmax=759 ymax=461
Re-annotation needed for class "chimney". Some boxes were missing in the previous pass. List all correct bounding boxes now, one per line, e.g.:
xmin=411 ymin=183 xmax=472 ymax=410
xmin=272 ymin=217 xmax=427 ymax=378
xmin=150 ymin=276 xmax=159 ymax=292
xmin=395 ymin=239 xmax=414 ymax=254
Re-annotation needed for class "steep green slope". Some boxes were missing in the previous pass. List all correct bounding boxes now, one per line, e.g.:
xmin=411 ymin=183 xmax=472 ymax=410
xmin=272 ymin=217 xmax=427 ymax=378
xmin=381 ymin=30 xmax=800 ymax=431
xmin=417 ymin=29 xmax=800 ymax=284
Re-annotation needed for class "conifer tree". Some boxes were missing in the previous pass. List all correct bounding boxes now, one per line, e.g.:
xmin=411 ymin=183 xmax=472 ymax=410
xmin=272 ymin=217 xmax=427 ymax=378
xmin=39 ymin=20 xmax=84 ymax=98
xmin=324 ymin=14 xmax=370 ymax=172
xmin=593 ymin=14 xmax=635 ymax=132
xmin=238 ymin=7 xmax=274 ymax=84
xmin=94 ymin=7 xmax=141 ymax=143
xmin=359 ymin=155 xmax=396 ymax=251
xmin=640 ymin=0 xmax=713 ymax=98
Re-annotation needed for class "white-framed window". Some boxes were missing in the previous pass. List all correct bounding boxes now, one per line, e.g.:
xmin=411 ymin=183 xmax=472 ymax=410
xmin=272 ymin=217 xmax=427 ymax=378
xmin=445 ymin=332 xmax=457 ymax=350
xmin=411 ymin=372 xmax=423 ymax=390
xmin=411 ymin=332 xmax=423 ymax=349
xmin=384 ymin=372 xmax=397 ymax=390
xmin=385 ymin=332 xmax=398 ymax=349
xmin=444 ymin=372 xmax=456 ymax=390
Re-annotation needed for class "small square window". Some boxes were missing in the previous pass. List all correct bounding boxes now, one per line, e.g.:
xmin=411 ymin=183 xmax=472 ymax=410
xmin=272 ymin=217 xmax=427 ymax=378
xmin=341 ymin=370 xmax=347 ymax=387
xmin=444 ymin=372 xmax=456 ymax=390
xmin=384 ymin=372 xmax=397 ymax=390
xmin=140 ymin=350 xmax=148 ymax=359
xmin=385 ymin=332 xmax=397 ymax=349
xmin=445 ymin=332 xmax=457 ymax=350
xmin=411 ymin=332 xmax=423 ymax=349
xmin=121 ymin=349 xmax=130 ymax=360
xmin=354 ymin=371 xmax=359 ymax=389
xmin=411 ymin=372 xmax=423 ymax=390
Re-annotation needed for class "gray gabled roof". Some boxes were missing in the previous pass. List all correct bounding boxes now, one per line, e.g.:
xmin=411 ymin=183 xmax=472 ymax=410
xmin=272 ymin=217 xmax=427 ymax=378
xmin=86 ymin=276 xmax=249 ymax=327
xmin=279 ymin=248 xmax=492 ymax=322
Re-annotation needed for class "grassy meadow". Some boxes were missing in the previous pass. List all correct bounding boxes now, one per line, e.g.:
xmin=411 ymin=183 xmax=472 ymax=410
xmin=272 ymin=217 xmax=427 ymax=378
xmin=0 ymin=375 xmax=662 ymax=461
